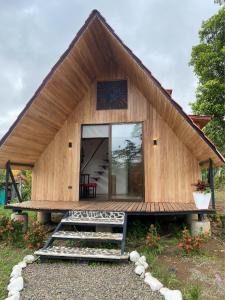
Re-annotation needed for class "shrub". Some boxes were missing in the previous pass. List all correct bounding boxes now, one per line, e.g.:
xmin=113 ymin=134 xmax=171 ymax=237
xmin=184 ymin=284 xmax=201 ymax=300
xmin=24 ymin=222 xmax=47 ymax=249
xmin=178 ymin=227 xmax=209 ymax=255
xmin=0 ymin=215 xmax=24 ymax=246
xmin=145 ymin=224 xmax=161 ymax=250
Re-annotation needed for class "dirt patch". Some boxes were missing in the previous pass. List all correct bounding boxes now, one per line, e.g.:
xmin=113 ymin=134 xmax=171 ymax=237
xmin=157 ymin=238 xmax=225 ymax=300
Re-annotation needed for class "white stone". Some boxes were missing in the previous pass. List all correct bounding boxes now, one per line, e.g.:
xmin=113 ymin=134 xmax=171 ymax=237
xmin=129 ymin=250 xmax=140 ymax=263
xmin=160 ymin=287 xmax=182 ymax=300
xmin=135 ymin=256 xmax=148 ymax=269
xmin=12 ymin=265 xmax=22 ymax=272
xmin=23 ymin=255 xmax=35 ymax=264
xmin=134 ymin=265 xmax=145 ymax=276
xmin=10 ymin=267 xmax=22 ymax=278
xmin=5 ymin=292 xmax=20 ymax=300
xmin=7 ymin=277 xmax=23 ymax=294
xmin=17 ymin=261 xmax=27 ymax=269
xmin=10 ymin=276 xmax=19 ymax=284
xmin=144 ymin=273 xmax=163 ymax=291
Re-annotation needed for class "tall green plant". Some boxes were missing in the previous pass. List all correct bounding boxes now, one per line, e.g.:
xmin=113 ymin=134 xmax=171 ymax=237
xmin=190 ymin=7 xmax=225 ymax=155
xmin=0 ymin=169 xmax=5 ymax=190
xmin=21 ymin=170 xmax=32 ymax=201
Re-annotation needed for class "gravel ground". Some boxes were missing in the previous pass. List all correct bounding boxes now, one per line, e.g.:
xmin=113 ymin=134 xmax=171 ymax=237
xmin=21 ymin=262 xmax=161 ymax=300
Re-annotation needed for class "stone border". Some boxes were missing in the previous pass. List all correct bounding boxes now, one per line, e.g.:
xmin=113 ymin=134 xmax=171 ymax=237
xmin=129 ymin=250 xmax=183 ymax=300
xmin=5 ymin=251 xmax=183 ymax=300
xmin=5 ymin=255 xmax=36 ymax=300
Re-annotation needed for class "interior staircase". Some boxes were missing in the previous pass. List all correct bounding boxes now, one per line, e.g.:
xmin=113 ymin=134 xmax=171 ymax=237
xmin=35 ymin=210 xmax=129 ymax=261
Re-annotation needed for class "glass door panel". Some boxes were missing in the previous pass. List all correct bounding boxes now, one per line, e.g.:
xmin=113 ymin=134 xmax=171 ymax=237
xmin=111 ymin=123 xmax=143 ymax=200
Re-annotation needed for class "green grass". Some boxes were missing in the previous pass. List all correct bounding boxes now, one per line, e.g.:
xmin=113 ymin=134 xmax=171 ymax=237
xmin=0 ymin=205 xmax=37 ymax=220
xmin=184 ymin=284 xmax=201 ymax=300
xmin=0 ymin=245 xmax=31 ymax=300
xmin=0 ymin=206 xmax=12 ymax=218
xmin=0 ymin=205 xmax=36 ymax=300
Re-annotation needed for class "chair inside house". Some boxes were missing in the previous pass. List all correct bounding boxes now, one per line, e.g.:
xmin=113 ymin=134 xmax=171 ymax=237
xmin=79 ymin=174 xmax=97 ymax=199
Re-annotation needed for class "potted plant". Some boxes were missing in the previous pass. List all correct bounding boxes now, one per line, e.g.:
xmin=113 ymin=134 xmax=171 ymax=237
xmin=192 ymin=180 xmax=211 ymax=209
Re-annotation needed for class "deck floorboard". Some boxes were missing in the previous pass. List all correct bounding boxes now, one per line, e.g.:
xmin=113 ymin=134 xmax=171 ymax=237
xmin=6 ymin=200 xmax=214 ymax=214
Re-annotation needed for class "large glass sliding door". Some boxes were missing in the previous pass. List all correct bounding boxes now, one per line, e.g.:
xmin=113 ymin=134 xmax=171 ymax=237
xmin=110 ymin=123 xmax=143 ymax=200
xmin=80 ymin=123 xmax=144 ymax=201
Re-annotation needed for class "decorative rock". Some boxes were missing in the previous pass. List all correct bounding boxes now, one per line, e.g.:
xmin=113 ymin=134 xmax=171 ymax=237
xmin=12 ymin=265 xmax=22 ymax=272
xmin=160 ymin=287 xmax=182 ymax=300
xmin=144 ymin=273 xmax=163 ymax=291
xmin=134 ymin=265 xmax=145 ymax=276
xmin=135 ymin=256 xmax=149 ymax=270
xmin=10 ymin=267 xmax=22 ymax=278
xmin=5 ymin=292 xmax=20 ymax=300
xmin=23 ymin=255 xmax=35 ymax=264
xmin=18 ymin=261 xmax=27 ymax=269
xmin=10 ymin=276 xmax=18 ymax=284
xmin=129 ymin=250 xmax=140 ymax=263
xmin=7 ymin=276 xmax=23 ymax=295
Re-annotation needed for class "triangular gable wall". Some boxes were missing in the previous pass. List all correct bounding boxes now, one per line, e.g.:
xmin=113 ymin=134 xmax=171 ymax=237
xmin=0 ymin=10 xmax=224 ymax=168
xmin=32 ymin=64 xmax=200 ymax=203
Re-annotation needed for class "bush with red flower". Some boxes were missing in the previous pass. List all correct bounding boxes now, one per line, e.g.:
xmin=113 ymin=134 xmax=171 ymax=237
xmin=0 ymin=215 xmax=23 ymax=246
xmin=24 ymin=222 xmax=47 ymax=249
xmin=178 ymin=227 xmax=209 ymax=255
xmin=145 ymin=224 xmax=161 ymax=251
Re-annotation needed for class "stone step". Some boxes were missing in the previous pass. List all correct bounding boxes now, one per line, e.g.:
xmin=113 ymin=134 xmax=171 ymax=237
xmin=62 ymin=211 xmax=125 ymax=226
xmin=52 ymin=231 xmax=123 ymax=241
xmin=35 ymin=246 xmax=129 ymax=261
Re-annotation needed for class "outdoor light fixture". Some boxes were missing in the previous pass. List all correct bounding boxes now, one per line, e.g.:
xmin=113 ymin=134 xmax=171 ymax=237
xmin=153 ymin=139 xmax=158 ymax=146
xmin=68 ymin=142 xmax=72 ymax=148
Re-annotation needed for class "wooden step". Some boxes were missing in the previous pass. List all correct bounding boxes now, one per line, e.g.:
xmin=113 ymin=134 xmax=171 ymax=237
xmin=52 ymin=231 xmax=123 ymax=241
xmin=62 ymin=211 xmax=125 ymax=226
xmin=35 ymin=246 xmax=129 ymax=261
xmin=90 ymin=177 xmax=100 ymax=181
xmin=99 ymin=165 xmax=108 ymax=169
xmin=94 ymin=171 xmax=104 ymax=175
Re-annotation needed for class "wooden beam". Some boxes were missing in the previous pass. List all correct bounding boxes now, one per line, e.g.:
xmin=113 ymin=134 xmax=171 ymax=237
xmin=209 ymin=158 xmax=215 ymax=210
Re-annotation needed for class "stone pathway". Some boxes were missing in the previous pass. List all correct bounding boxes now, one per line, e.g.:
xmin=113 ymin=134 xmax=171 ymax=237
xmin=21 ymin=262 xmax=161 ymax=300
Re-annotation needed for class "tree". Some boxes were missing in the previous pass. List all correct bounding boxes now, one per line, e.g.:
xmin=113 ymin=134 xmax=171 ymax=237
xmin=190 ymin=7 xmax=225 ymax=155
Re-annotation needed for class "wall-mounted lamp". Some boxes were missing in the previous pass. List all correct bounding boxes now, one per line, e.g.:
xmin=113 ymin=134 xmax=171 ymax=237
xmin=153 ymin=139 xmax=158 ymax=146
xmin=68 ymin=142 xmax=72 ymax=148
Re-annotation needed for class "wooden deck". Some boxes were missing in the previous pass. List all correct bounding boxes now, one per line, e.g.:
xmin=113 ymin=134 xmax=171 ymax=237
xmin=5 ymin=200 xmax=215 ymax=215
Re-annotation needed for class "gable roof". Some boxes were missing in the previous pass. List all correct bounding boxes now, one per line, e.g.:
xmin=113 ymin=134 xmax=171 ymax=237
xmin=0 ymin=9 xmax=224 ymax=168
xmin=189 ymin=115 xmax=212 ymax=129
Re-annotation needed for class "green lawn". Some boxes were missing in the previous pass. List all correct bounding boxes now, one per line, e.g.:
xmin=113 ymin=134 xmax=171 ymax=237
xmin=0 ymin=206 xmax=35 ymax=300
xmin=0 ymin=245 xmax=31 ymax=299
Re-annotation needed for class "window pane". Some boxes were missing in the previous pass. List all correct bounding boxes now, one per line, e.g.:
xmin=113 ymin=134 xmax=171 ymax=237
xmin=82 ymin=125 xmax=109 ymax=138
xmin=111 ymin=123 xmax=143 ymax=199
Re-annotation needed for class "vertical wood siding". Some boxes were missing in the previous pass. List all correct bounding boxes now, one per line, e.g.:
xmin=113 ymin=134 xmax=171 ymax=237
xmin=32 ymin=67 xmax=200 ymax=203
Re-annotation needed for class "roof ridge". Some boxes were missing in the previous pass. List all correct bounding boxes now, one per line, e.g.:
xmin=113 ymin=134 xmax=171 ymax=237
xmin=94 ymin=11 xmax=225 ymax=164
xmin=0 ymin=9 xmax=224 ymax=165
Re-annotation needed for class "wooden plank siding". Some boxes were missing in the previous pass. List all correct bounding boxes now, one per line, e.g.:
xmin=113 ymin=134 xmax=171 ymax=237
xmin=0 ymin=11 xmax=224 ymax=169
xmin=32 ymin=65 xmax=200 ymax=204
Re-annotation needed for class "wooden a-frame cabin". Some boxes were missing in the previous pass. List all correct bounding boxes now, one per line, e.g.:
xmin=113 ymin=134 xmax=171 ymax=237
xmin=1 ymin=10 xmax=225 ymax=216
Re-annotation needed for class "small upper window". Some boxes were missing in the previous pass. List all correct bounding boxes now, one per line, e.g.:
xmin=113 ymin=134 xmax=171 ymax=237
xmin=96 ymin=80 xmax=127 ymax=110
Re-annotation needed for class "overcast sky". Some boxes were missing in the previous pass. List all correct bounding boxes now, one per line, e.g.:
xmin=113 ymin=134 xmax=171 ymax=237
xmin=0 ymin=0 xmax=220 ymax=138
